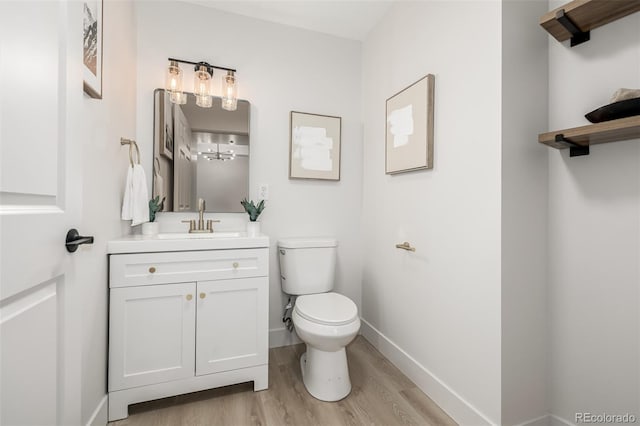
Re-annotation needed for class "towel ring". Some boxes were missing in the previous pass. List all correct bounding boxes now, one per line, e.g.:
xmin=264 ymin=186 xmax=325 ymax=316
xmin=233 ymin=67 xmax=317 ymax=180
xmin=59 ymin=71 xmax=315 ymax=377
xmin=120 ymin=138 xmax=141 ymax=167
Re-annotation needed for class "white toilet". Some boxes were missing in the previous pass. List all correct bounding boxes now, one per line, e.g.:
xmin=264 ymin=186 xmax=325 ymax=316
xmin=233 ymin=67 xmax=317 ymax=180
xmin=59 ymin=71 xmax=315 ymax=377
xmin=278 ymin=237 xmax=361 ymax=402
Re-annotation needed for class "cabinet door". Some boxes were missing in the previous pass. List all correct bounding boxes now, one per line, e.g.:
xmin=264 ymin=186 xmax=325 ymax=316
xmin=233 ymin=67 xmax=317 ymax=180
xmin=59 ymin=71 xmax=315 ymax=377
xmin=109 ymin=283 xmax=196 ymax=391
xmin=196 ymin=278 xmax=268 ymax=376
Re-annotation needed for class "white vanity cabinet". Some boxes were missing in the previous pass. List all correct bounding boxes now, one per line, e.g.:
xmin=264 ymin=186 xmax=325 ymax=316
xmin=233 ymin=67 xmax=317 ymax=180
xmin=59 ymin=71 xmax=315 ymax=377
xmin=107 ymin=240 xmax=269 ymax=422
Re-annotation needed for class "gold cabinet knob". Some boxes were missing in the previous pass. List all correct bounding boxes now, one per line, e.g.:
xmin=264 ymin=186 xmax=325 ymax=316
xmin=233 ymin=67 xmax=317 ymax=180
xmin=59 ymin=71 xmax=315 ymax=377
xmin=232 ymin=262 xmax=239 ymax=269
xmin=186 ymin=294 xmax=193 ymax=301
xmin=149 ymin=266 xmax=156 ymax=273
xmin=200 ymin=293 xmax=206 ymax=299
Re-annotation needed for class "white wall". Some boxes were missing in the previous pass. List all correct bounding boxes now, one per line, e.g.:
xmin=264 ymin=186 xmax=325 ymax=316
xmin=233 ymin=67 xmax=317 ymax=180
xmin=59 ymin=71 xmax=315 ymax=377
xmin=361 ymin=2 xmax=503 ymax=424
xmin=78 ymin=1 xmax=137 ymax=424
xmin=501 ymin=1 xmax=549 ymax=425
xmin=547 ymin=2 xmax=640 ymax=423
xmin=134 ymin=1 xmax=363 ymax=344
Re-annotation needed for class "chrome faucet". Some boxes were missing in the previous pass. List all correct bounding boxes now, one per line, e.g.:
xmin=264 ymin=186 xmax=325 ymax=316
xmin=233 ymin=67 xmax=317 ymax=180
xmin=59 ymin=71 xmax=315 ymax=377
xmin=198 ymin=198 xmax=206 ymax=230
xmin=181 ymin=198 xmax=220 ymax=233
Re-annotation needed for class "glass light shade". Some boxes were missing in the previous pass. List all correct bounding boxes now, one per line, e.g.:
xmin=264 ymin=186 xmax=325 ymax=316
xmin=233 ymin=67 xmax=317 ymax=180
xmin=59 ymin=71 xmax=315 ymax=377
xmin=196 ymin=94 xmax=213 ymax=108
xmin=194 ymin=65 xmax=212 ymax=108
xmin=170 ymin=91 xmax=187 ymax=104
xmin=221 ymin=71 xmax=238 ymax=111
xmin=165 ymin=61 xmax=183 ymax=98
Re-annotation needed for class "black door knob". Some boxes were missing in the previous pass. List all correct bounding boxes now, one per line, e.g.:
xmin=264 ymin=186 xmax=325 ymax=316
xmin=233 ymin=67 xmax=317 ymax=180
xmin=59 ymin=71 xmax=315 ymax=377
xmin=65 ymin=229 xmax=94 ymax=253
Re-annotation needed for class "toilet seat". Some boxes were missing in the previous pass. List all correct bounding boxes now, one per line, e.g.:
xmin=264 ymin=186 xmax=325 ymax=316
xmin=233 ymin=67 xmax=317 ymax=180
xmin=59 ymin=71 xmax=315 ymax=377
xmin=294 ymin=292 xmax=358 ymax=326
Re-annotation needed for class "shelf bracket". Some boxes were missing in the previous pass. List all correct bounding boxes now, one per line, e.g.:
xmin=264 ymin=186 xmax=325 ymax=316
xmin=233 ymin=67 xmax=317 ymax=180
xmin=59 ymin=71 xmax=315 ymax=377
xmin=555 ymin=134 xmax=590 ymax=157
xmin=555 ymin=9 xmax=590 ymax=47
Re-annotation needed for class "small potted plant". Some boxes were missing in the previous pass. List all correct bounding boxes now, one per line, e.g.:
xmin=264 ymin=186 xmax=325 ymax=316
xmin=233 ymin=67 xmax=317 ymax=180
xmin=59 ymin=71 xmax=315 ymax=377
xmin=142 ymin=196 xmax=165 ymax=236
xmin=240 ymin=198 xmax=265 ymax=237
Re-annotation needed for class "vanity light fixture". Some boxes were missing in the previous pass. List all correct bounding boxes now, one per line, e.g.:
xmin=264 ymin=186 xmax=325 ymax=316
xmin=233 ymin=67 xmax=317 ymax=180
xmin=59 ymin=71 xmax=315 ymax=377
xmin=165 ymin=58 xmax=238 ymax=111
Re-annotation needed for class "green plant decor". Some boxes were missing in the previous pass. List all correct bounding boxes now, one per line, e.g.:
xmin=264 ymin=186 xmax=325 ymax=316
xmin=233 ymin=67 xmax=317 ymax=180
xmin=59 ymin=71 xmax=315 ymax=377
xmin=149 ymin=196 xmax=165 ymax=222
xmin=240 ymin=198 xmax=265 ymax=222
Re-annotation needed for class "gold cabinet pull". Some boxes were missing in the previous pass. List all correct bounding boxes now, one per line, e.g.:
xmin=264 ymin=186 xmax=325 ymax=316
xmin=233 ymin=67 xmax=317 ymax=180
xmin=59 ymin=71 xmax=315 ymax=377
xmin=395 ymin=242 xmax=416 ymax=252
xmin=200 ymin=293 xmax=206 ymax=299
xmin=186 ymin=294 xmax=193 ymax=301
xmin=149 ymin=266 xmax=157 ymax=273
xmin=232 ymin=262 xmax=239 ymax=269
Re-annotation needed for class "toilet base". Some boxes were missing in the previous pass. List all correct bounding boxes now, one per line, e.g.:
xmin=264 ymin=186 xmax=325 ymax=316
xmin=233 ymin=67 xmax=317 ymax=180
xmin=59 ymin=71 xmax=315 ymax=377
xmin=299 ymin=346 xmax=352 ymax=402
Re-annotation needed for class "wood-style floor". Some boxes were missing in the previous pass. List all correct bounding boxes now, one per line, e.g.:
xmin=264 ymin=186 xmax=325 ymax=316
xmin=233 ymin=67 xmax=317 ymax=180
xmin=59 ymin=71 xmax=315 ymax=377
xmin=109 ymin=336 xmax=457 ymax=426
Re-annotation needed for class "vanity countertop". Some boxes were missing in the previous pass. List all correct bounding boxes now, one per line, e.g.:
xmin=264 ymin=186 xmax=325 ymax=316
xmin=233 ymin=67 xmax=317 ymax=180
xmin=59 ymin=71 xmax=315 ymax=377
xmin=107 ymin=233 xmax=270 ymax=254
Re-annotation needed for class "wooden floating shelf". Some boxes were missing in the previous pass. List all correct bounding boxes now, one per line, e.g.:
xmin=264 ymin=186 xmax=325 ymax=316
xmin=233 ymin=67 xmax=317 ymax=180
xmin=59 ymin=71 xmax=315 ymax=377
xmin=539 ymin=116 xmax=640 ymax=156
xmin=540 ymin=0 xmax=640 ymax=45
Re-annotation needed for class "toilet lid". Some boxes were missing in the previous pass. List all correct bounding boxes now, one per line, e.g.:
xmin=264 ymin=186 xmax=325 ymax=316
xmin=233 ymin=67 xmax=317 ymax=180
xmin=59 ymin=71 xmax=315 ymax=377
xmin=295 ymin=292 xmax=358 ymax=326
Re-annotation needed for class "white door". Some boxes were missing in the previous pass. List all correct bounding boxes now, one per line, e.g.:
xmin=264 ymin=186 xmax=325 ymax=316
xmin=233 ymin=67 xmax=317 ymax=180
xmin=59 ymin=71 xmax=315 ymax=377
xmin=0 ymin=1 xmax=85 ymax=425
xmin=196 ymin=278 xmax=268 ymax=376
xmin=109 ymin=283 xmax=196 ymax=391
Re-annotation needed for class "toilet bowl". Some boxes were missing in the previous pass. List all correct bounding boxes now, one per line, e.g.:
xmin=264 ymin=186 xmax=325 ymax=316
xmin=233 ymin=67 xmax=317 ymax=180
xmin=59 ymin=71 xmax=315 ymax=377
xmin=292 ymin=292 xmax=360 ymax=401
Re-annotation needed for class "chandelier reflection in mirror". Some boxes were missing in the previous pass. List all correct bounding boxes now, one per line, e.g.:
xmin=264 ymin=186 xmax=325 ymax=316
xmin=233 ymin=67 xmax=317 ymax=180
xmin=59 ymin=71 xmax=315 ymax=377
xmin=165 ymin=58 xmax=238 ymax=111
xmin=200 ymin=142 xmax=236 ymax=162
xmin=194 ymin=132 xmax=249 ymax=163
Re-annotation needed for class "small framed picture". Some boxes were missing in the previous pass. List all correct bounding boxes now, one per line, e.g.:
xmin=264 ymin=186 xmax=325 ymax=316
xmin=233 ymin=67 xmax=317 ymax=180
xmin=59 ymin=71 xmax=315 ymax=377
xmin=82 ymin=0 xmax=103 ymax=99
xmin=289 ymin=111 xmax=341 ymax=181
xmin=386 ymin=74 xmax=435 ymax=174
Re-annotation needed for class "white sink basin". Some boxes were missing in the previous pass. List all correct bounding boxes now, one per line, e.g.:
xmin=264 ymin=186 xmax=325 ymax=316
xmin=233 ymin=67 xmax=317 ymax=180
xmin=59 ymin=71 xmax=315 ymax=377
xmin=157 ymin=232 xmax=243 ymax=240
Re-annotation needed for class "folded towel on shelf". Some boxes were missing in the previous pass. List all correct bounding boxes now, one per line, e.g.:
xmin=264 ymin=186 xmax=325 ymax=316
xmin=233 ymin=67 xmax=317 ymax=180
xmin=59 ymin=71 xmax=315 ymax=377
xmin=610 ymin=88 xmax=640 ymax=103
xmin=121 ymin=164 xmax=149 ymax=226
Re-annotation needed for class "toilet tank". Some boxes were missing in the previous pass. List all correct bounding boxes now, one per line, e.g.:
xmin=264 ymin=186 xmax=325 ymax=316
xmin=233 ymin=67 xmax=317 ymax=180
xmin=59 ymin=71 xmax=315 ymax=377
xmin=278 ymin=237 xmax=337 ymax=295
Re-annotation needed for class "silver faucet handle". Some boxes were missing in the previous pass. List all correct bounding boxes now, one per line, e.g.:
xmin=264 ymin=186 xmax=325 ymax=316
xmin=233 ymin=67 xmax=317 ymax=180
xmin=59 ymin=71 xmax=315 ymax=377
xmin=181 ymin=219 xmax=196 ymax=232
xmin=198 ymin=198 xmax=205 ymax=212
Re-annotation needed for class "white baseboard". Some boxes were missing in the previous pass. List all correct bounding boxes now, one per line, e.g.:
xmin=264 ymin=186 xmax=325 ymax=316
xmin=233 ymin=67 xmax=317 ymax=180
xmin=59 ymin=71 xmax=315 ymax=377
xmin=360 ymin=318 xmax=496 ymax=426
xmin=514 ymin=414 xmax=551 ymax=426
xmin=86 ymin=395 xmax=108 ymax=426
xmin=269 ymin=327 xmax=302 ymax=348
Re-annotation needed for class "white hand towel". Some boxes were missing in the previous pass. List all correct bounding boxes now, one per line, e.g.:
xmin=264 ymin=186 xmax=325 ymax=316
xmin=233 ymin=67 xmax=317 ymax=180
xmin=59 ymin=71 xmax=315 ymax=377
xmin=121 ymin=166 xmax=134 ymax=221
xmin=131 ymin=165 xmax=150 ymax=226
xmin=121 ymin=164 xmax=150 ymax=226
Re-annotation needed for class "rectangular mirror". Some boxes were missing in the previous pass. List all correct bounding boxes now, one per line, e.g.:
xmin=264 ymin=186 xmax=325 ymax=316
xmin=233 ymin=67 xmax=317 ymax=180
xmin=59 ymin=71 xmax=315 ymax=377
xmin=153 ymin=89 xmax=250 ymax=213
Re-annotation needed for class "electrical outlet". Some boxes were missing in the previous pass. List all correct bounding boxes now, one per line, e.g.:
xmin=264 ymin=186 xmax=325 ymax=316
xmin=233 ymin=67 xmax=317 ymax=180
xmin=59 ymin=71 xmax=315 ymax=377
xmin=258 ymin=183 xmax=269 ymax=200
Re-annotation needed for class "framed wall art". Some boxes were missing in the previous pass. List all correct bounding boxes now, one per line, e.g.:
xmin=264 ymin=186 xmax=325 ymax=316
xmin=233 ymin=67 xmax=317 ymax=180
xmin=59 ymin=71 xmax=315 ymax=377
xmin=83 ymin=0 xmax=103 ymax=98
xmin=385 ymin=74 xmax=435 ymax=174
xmin=289 ymin=111 xmax=341 ymax=181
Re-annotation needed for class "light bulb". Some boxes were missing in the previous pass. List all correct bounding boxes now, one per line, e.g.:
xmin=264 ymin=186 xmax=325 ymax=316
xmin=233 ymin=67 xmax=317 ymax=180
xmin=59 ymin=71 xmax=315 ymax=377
xmin=221 ymin=71 xmax=238 ymax=111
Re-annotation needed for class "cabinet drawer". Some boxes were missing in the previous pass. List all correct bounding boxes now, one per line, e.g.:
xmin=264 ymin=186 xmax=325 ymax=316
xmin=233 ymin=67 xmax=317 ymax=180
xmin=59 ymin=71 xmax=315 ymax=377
xmin=109 ymin=248 xmax=268 ymax=288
